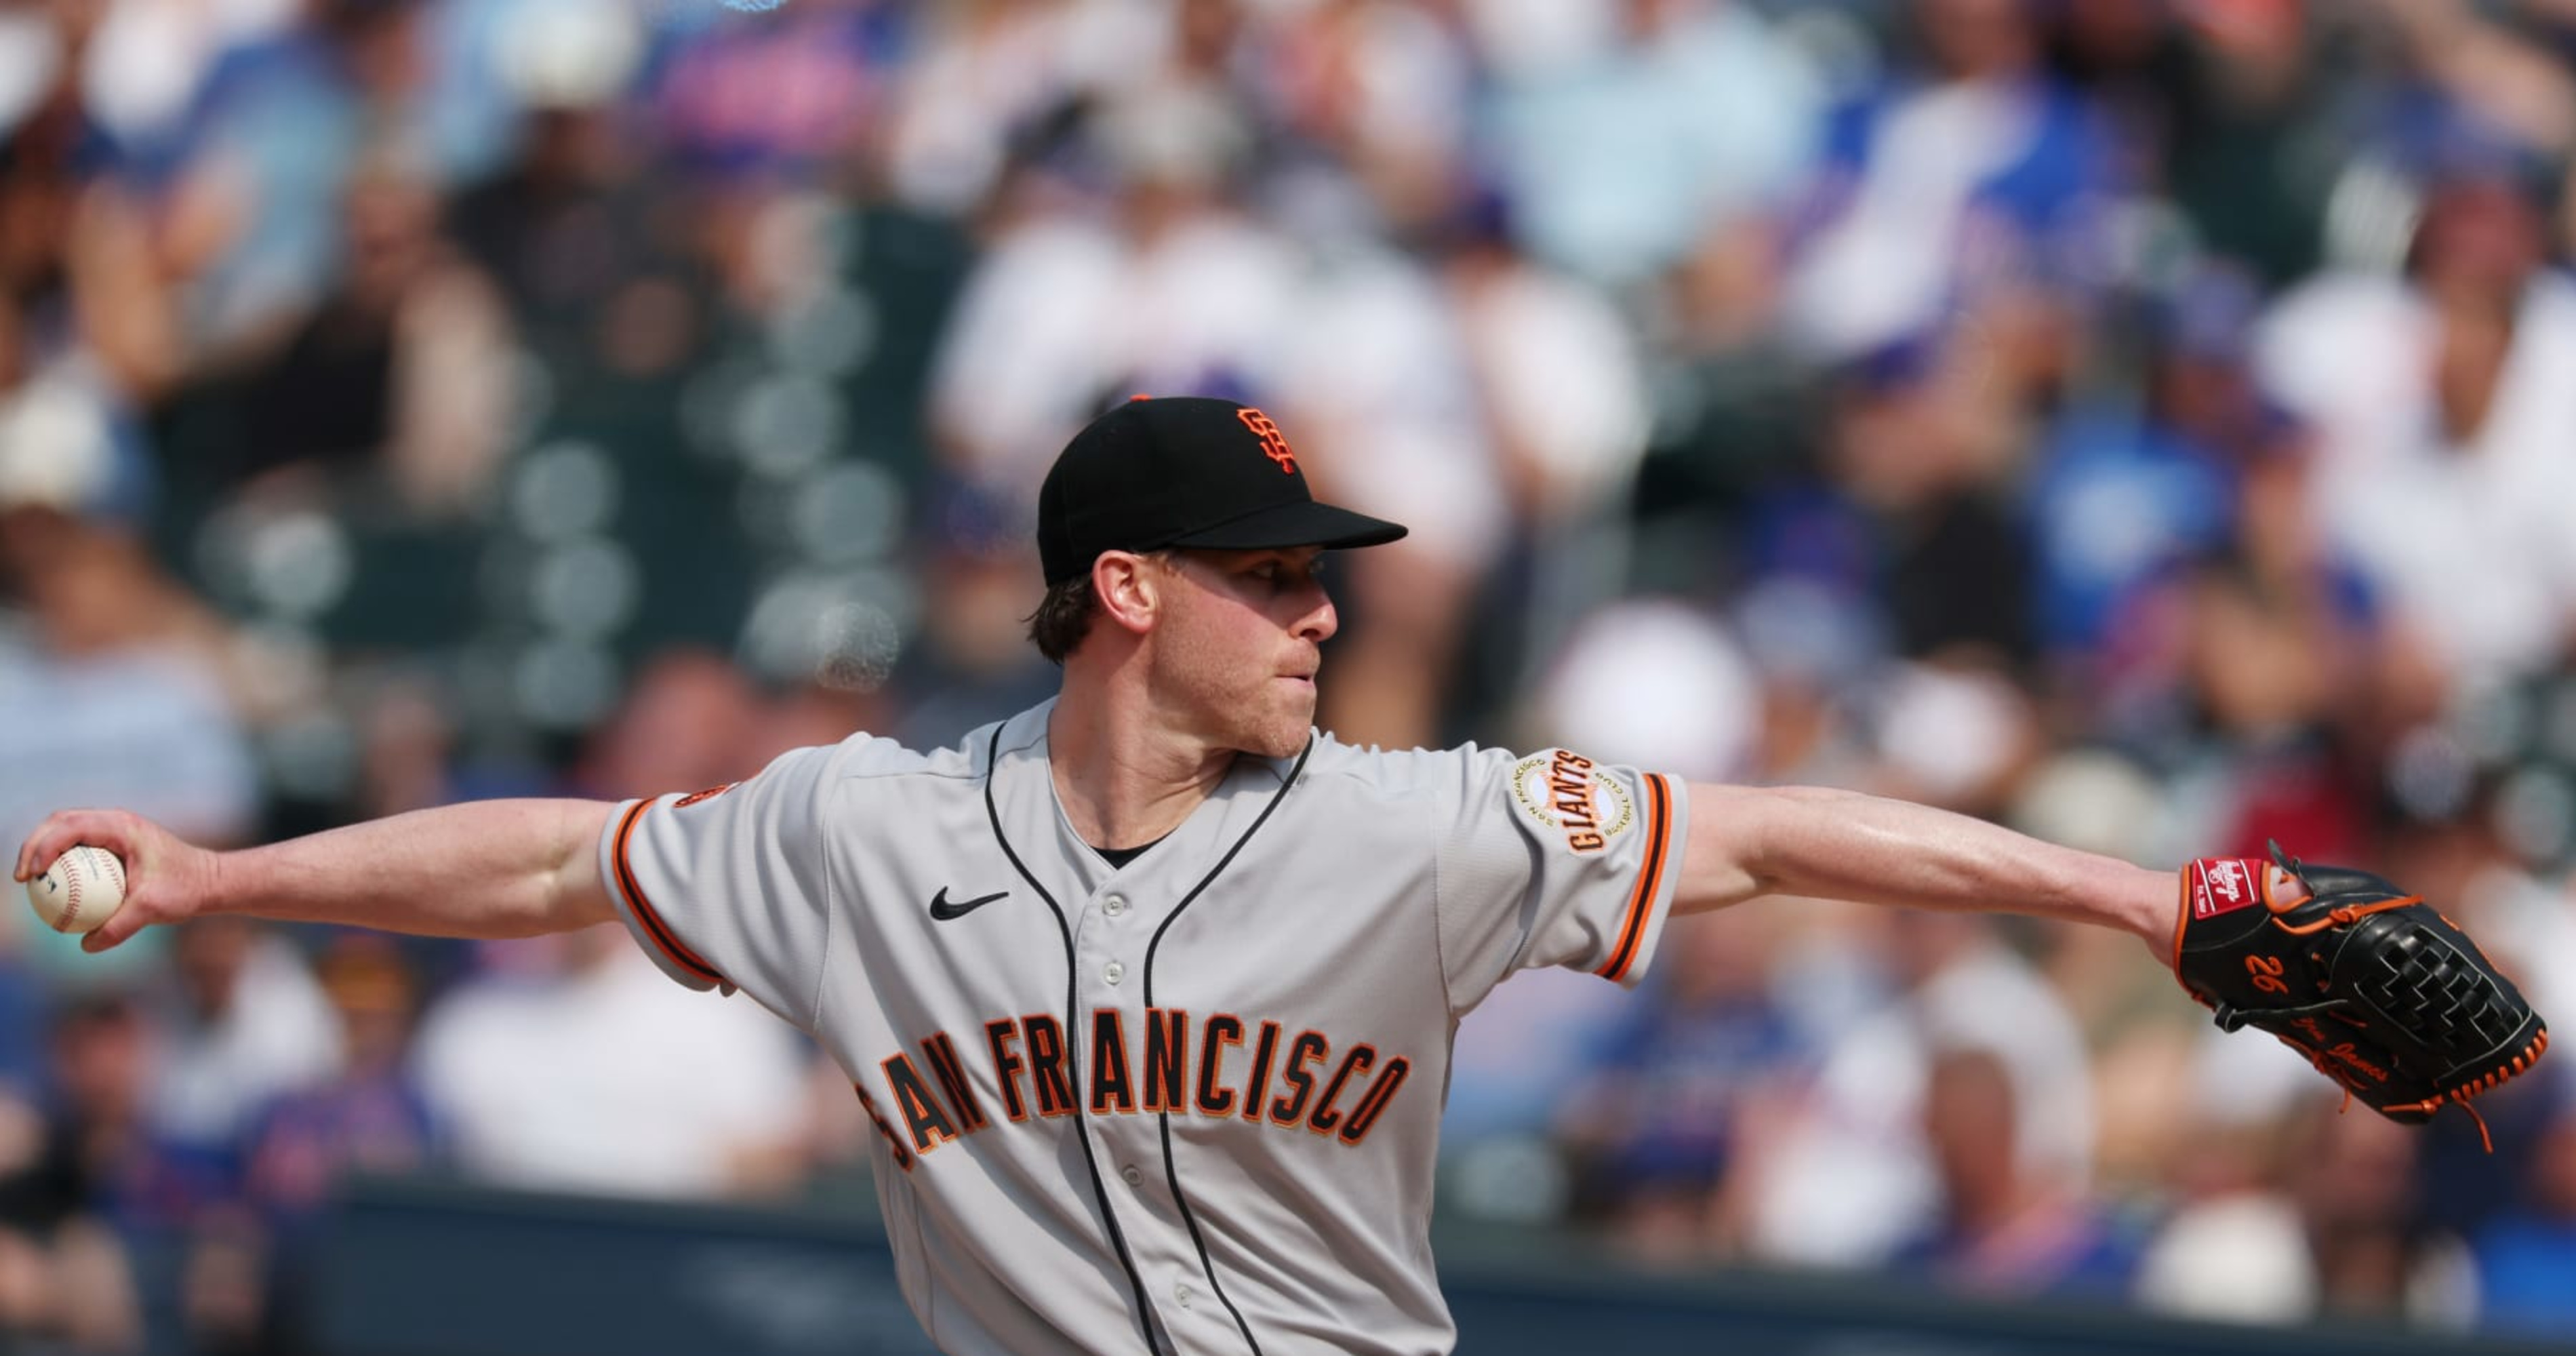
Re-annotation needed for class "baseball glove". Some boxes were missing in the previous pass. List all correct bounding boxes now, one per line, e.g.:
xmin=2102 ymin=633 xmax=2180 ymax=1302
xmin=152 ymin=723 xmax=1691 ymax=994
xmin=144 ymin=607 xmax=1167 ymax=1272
xmin=2173 ymin=842 xmax=2547 ymax=1149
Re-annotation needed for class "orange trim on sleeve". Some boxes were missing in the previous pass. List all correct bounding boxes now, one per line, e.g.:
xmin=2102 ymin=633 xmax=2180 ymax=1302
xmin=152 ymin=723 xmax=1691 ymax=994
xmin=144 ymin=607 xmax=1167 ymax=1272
xmin=613 ymin=799 xmax=729 ymax=988
xmin=1595 ymin=774 xmax=1673 ymax=982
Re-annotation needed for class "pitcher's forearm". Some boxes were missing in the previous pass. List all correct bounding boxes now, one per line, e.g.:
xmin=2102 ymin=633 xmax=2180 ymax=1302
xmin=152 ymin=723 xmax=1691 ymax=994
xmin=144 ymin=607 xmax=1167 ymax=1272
xmin=1678 ymin=784 xmax=2172 ymax=946
xmin=210 ymin=799 xmax=620 ymax=938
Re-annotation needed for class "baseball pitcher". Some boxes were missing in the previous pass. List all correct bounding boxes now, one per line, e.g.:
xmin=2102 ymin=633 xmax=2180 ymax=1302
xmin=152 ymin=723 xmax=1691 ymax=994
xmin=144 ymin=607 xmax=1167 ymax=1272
xmin=18 ymin=397 xmax=2544 ymax=1355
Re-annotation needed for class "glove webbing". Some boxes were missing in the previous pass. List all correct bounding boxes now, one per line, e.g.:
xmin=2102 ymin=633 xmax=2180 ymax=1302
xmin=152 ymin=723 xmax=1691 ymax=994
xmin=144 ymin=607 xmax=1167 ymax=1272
xmin=2361 ymin=923 xmax=2526 ymax=1049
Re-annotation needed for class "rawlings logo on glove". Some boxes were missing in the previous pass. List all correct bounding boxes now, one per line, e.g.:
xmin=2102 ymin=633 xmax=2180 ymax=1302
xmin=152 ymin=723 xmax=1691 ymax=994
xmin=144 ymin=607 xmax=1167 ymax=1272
xmin=2173 ymin=842 xmax=2548 ymax=1150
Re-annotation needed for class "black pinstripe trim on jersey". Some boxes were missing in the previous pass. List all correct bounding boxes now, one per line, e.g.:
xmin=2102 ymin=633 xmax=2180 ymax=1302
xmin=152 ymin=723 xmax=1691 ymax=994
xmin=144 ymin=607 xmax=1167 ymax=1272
xmin=983 ymin=723 xmax=1161 ymax=1354
xmin=613 ymin=799 xmax=728 ymax=988
xmin=1142 ymin=735 xmax=1314 ymax=1356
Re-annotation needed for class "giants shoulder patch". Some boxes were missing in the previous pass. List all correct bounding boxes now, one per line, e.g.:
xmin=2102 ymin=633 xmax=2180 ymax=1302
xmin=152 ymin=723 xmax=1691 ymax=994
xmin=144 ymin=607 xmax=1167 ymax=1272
xmin=1508 ymin=750 xmax=1634 ymax=854
xmin=675 ymin=783 xmax=737 ymax=808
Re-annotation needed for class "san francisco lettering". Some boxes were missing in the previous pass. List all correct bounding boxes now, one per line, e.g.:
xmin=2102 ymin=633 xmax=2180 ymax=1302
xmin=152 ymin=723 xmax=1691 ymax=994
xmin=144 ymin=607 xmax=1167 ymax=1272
xmin=857 ymin=1009 xmax=1414 ymax=1169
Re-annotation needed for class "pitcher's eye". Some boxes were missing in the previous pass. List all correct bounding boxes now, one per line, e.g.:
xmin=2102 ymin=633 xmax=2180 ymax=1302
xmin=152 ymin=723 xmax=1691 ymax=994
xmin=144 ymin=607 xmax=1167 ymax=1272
xmin=1239 ymin=555 xmax=1324 ymax=591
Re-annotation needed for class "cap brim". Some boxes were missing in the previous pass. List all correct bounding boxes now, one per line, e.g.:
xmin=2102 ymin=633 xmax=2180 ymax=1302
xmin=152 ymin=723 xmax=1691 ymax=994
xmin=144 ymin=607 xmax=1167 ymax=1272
xmin=1164 ymin=500 xmax=1408 ymax=553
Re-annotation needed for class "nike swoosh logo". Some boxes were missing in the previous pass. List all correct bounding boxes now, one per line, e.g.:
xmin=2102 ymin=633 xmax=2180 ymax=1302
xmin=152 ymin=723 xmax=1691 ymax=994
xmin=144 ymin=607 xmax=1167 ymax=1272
xmin=929 ymin=888 xmax=1009 ymax=921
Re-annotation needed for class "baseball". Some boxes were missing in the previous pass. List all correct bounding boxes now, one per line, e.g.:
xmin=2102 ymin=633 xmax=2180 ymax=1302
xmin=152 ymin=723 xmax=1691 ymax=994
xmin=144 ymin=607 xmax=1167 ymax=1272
xmin=27 ymin=845 xmax=126 ymax=936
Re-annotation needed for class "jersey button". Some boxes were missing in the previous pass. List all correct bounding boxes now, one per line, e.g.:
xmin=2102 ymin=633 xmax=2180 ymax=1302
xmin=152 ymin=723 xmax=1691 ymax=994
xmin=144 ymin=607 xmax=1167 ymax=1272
xmin=1102 ymin=894 xmax=1127 ymax=917
xmin=1174 ymin=1283 xmax=1194 ymax=1309
xmin=1121 ymin=1165 xmax=1142 ymax=1187
xmin=1103 ymin=961 xmax=1125 ymax=986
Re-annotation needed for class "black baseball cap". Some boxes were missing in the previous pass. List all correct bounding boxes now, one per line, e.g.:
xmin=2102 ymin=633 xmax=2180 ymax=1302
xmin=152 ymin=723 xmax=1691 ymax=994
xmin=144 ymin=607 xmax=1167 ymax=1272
xmin=1037 ymin=396 xmax=1407 ymax=586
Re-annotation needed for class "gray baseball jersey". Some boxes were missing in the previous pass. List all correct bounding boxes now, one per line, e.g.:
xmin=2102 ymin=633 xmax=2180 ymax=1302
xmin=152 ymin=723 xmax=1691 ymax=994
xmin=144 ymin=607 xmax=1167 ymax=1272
xmin=597 ymin=698 xmax=1688 ymax=1355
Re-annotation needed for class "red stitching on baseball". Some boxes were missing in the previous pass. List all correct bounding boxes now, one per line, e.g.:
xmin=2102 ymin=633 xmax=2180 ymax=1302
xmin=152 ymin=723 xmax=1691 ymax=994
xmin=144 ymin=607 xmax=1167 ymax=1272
xmin=49 ymin=848 xmax=119 ymax=934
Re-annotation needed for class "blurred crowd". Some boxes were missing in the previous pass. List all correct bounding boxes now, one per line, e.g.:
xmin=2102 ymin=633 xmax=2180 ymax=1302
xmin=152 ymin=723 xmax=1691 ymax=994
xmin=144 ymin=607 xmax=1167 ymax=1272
xmin=3 ymin=0 xmax=2576 ymax=1350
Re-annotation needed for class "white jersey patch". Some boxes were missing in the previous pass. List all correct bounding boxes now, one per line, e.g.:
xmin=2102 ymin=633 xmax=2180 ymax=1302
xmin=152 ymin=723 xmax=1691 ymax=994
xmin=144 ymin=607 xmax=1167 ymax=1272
xmin=1506 ymin=749 xmax=1637 ymax=853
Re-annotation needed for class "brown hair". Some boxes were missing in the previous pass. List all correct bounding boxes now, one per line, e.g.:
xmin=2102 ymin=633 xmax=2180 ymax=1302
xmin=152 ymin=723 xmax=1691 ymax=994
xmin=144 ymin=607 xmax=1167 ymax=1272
xmin=1026 ymin=575 xmax=1100 ymax=664
xmin=1025 ymin=551 xmax=1178 ymax=664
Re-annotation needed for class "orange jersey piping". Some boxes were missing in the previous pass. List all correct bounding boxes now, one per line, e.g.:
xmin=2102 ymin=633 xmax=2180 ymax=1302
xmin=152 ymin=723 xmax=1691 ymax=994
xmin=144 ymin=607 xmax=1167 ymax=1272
xmin=613 ymin=799 xmax=727 ymax=988
xmin=1596 ymin=773 xmax=1673 ymax=983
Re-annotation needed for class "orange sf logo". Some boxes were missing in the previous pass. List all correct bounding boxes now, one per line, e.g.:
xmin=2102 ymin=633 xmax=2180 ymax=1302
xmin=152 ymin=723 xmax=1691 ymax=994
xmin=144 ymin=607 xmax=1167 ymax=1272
xmin=2246 ymin=954 xmax=2290 ymax=996
xmin=1236 ymin=409 xmax=1297 ymax=475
